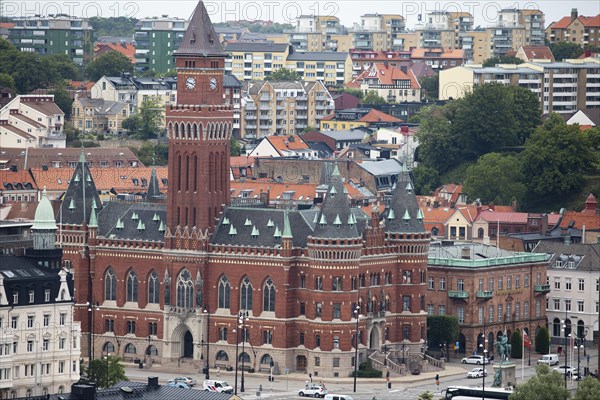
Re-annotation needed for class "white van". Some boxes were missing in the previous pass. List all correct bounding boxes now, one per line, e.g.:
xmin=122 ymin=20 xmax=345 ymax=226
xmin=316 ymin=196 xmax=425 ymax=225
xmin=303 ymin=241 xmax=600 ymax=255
xmin=203 ymin=380 xmax=234 ymax=393
xmin=324 ymin=394 xmax=353 ymax=400
xmin=537 ymin=354 xmax=559 ymax=366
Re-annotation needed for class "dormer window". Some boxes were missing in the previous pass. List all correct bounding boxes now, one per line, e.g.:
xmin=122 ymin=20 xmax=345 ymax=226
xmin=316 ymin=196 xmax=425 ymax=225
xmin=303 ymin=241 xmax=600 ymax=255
xmin=13 ymin=292 xmax=18 ymax=304
xmin=555 ymin=260 xmax=562 ymax=268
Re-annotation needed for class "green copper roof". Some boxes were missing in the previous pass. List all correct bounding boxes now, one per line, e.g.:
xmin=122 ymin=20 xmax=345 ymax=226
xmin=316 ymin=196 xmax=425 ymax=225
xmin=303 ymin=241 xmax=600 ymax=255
xmin=68 ymin=199 xmax=75 ymax=210
xmin=402 ymin=210 xmax=411 ymax=221
xmin=222 ymin=217 xmax=230 ymax=225
xmin=158 ymin=220 xmax=165 ymax=232
xmin=417 ymin=209 xmax=424 ymax=220
xmin=32 ymin=188 xmax=58 ymax=231
xmin=88 ymin=207 xmax=98 ymax=228
xmin=229 ymin=225 xmax=237 ymax=236
xmin=273 ymin=226 xmax=282 ymax=238
xmin=387 ymin=209 xmax=395 ymax=220
xmin=251 ymin=226 xmax=259 ymax=237
xmin=333 ymin=214 xmax=342 ymax=226
xmin=282 ymin=209 xmax=293 ymax=239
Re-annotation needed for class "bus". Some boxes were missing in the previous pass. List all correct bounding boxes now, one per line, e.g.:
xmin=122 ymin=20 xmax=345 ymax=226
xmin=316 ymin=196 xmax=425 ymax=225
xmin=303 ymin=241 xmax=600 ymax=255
xmin=443 ymin=386 xmax=513 ymax=400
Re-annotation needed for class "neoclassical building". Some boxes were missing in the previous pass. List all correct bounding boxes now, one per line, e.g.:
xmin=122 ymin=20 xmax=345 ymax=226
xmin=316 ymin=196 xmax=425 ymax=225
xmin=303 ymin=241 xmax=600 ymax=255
xmin=57 ymin=1 xmax=430 ymax=378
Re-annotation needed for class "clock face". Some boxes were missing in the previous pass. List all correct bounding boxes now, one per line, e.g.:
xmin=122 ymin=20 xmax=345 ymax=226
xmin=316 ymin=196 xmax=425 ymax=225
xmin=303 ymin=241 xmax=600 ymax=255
xmin=210 ymin=77 xmax=217 ymax=91
xmin=185 ymin=76 xmax=196 ymax=90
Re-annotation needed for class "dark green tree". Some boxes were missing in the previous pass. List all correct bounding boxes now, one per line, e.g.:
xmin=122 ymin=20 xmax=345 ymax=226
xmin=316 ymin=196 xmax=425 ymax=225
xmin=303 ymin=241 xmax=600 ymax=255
xmin=511 ymin=330 xmax=523 ymax=359
xmin=362 ymin=90 xmax=387 ymax=104
xmin=573 ymin=376 xmax=600 ymax=400
xmin=0 ymin=72 xmax=16 ymax=93
xmin=509 ymin=364 xmax=571 ymax=400
xmin=85 ymin=51 xmax=134 ymax=81
xmin=81 ymin=355 xmax=128 ymax=388
xmin=50 ymin=85 xmax=74 ymax=119
xmin=452 ymin=83 xmax=520 ymax=159
xmin=123 ymin=96 xmax=164 ymax=139
xmin=45 ymin=54 xmax=80 ymax=80
xmin=336 ymin=87 xmax=364 ymax=99
xmin=88 ymin=17 xmax=138 ymax=36
xmin=549 ymin=41 xmax=584 ymax=61
xmin=482 ymin=55 xmax=524 ymax=67
xmin=521 ymin=114 xmax=595 ymax=201
xmin=131 ymin=143 xmax=168 ymax=166
xmin=10 ymin=52 xmax=61 ymax=93
xmin=506 ymin=85 xmax=542 ymax=144
xmin=414 ymin=105 xmax=457 ymax=173
xmin=426 ymin=316 xmax=459 ymax=350
xmin=412 ymin=165 xmax=440 ymax=195
xmin=419 ymin=74 xmax=439 ymax=101
xmin=267 ymin=68 xmax=302 ymax=81
xmin=230 ymin=137 xmax=242 ymax=156
xmin=463 ymin=153 xmax=527 ymax=206
xmin=535 ymin=326 xmax=550 ymax=355
xmin=584 ymin=126 xmax=600 ymax=173
xmin=303 ymin=126 xmax=318 ymax=133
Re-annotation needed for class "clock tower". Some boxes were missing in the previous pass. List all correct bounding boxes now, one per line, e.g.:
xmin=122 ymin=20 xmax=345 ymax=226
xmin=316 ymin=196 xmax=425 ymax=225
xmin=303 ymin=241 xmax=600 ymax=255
xmin=165 ymin=0 xmax=233 ymax=243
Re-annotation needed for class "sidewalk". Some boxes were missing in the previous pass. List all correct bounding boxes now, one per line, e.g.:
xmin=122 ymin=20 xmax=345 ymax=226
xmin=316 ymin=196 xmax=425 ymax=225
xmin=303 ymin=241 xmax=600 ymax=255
xmin=129 ymin=362 xmax=467 ymax=385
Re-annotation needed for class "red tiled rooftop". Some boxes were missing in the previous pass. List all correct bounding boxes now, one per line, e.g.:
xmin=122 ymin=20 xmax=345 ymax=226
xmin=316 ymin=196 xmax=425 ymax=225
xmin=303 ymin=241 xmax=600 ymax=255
xmin=550 ymin=16 xmax=573 ymax=29
xmin=358 ymin=109 xmax=402 ymax=123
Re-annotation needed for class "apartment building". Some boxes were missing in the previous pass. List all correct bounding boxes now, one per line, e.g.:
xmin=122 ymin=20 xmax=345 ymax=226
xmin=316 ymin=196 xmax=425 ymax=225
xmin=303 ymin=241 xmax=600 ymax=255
xmin=416 ymin=11 xmax=474 ymax=50
xmin=546 ymin=9 xmax=600 ymax=48
xmin=0 ymin=192 xmax=81 ymax=398
xmin=488 ymin=9 xmax=545 ymax=57
xmin=461 ymin=30 xmax=491 ymax=64
xmin=8 ymin=16 xmax=93 ymax=66
xmin=320 ymin=108 xmax=402 ymax=131
xmin=534 ymin=242 xmax=599 ymax=348
xmin=438 ymin=58 xmax=600 ymax=114
xmin=411 ymin=48 xmax=465 ymax=70
xmin=240 ymin=80 xmax=334 ymax=139
xmin=134 ymin=17 xmax=188 ymax=74
xmin=224 ymin=42 xmax=290 ymax=81
xmin=427 ymin=242 xmax=550 ymax=357
xmin=0 ymin=95 xmax=65 ymax=148
xmin=286 ymin=52 xmax=353 ymax=85
xmin=350 ymin=63 xmax=421 ymax=103
xmin=288 ymin=15 xmax=349 ymax=52
xmin=350 ymin=14 xmax=406 ymax=51
xmin=350 ymin=50 xmax=412 ymax=77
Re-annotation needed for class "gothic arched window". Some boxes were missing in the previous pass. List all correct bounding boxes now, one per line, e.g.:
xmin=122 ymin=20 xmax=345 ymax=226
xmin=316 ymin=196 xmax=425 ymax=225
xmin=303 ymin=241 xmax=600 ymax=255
xmin=148 ymin=271 xmax=160 ymax=304
xmin=176 ymin=269 xmax=194 ymax=308
xmin=126 ymin=270 xmax=138 ymax=302
xmin=263 ymin=278 xmax=275 ymax=312
xmin=218 ymin=275 xmax=231 ymax=309
xmin=240 ymin=276 xmax=252 ymax=311
xmin=104 ymin=268 xmax=117 ymax=301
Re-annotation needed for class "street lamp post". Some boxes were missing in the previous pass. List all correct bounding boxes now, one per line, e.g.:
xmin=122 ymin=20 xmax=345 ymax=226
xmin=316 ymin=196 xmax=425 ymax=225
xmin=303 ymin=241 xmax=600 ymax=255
xmin=575 ymin=339 xmax=583 ymax=386
xmin=353 ymin=306 xmax=360 ymax=393
xmin=203 ymin=305 xmax=210 ymax=379
xmin=479 ymin=336 xmax=488 ymax=400
xmin=239 ymin=311 xmax=249 ymax=393
xmin=234 ymin=327 xmax=239 ymax=395
xmin=582 ymin=328 xmax=588 ymax=357
xmin=87 ymin=301 xmax=99 ymax=360
xmin=562 ymin=316 xmax=569 ymax=388
xmin=105 ymin=351 xmax=110 ymax=388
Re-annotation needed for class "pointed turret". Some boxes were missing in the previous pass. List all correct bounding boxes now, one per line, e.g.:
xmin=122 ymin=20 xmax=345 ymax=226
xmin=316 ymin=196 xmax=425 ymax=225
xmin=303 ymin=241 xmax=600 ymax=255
xmin=88 ymin=207 xmax=98 ymax=228
xmin=384 ymin=168 xmax=425 ymax=234
xmin=175 ymin=1 xmax=226 ymax=57
xmin=282 ymin=209 xmax=293 ymax=239
xmin=312 ymin=164 xmax=360 ymax=239
xmin=59 ymin=148 xmax=102 ymax=225
xmin=146 ymin=165 xmax=163 ymax=201
xmin=32 ymin=188 xmax=58 ymax=250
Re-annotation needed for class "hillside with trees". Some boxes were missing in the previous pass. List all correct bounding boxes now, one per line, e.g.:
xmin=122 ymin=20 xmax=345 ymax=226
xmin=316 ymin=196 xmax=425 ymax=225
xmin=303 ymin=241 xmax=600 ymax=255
xmin=413 ymin=83 xmax=600 ymax=211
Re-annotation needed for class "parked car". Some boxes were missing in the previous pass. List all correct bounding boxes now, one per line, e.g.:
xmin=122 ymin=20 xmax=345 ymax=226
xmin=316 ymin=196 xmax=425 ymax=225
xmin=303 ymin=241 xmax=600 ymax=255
xmin=324 ymin=395 xmax=353 ymax=400
xmin=167 ymin=381 xmax=190 ymax=389
xmin=461 ymin=355 xmax=489 ymax=365
xmin=169 ymin=377 xmax=197 ymax=387
xmin=299 ymin=383 xmax=327 ymax=398
xmin=553 ymin=365 xmax=579 ymax=377
xmin=203 ymin=380 xmax=234 ymax=394
xmin=467 ymin=367 xmax=488 ymax=378
xmin=537 ymin=354 xmax=560 ymax=366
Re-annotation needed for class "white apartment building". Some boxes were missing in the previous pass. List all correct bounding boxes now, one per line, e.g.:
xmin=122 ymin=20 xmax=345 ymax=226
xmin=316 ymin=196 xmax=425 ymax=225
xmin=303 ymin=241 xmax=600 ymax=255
xmin=0 ymin=190 xmax=81 ymax=398
xmin=534 ymin=242 xmax=599 ymax=348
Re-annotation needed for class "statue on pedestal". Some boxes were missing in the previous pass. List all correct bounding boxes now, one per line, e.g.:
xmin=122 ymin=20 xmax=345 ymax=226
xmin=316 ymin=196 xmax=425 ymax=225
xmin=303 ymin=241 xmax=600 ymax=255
xmin=495 ymin=332 xmax=512 ymax=362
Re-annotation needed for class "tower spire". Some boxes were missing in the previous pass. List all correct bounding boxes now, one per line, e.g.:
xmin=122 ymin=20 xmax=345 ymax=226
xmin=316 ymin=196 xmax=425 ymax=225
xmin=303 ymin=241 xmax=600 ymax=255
xmin=282 ymin=209 xmax=293 ymax=239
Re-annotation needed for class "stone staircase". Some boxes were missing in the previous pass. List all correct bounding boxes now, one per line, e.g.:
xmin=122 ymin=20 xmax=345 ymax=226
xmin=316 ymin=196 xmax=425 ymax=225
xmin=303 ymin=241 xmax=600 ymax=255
xmin=368 ymin=350 xmax=445 ymax=377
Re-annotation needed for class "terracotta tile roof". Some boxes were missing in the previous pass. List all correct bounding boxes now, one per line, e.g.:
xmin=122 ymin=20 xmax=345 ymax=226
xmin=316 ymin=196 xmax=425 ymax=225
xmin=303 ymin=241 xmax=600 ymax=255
xmin=456 ymin=206 xmax=479 ymax=223
xmin=0 ymin=170 xmax=37 ymax=189
xmin=358 ymin=109 xmax=402 ymax=123
xmin=552 ymin=16 xmax=574 ymax=29
xmin=230 ymin=156 xmax=255 ymax=167
xmin=477 ymin=210 xmax=561 ymax=225
xmin=266 ymin=135 xmax=310 ymax=155
xmin=31 ymin=166 xmax=168 ymax=193
xmin=5 ymin=202 xmax=37 ymax=220
xmin=353 ymin=63 xmax=420 ymax=89
xmin=67 ymin=80 xmax=95 ymax=91
xmin=521 ymin=46 xmax=555 ymax=61
xmin=579 ymin=15 xmax=600 ymax=27
xmin=320 ymin=113 xmax=335 ymax=121
xmin=0 ymin=22 xmax=15 ymax=29
xmin=93 ymin=42 xmax=137 ymax=63
xmin=230 ymin=181 xmax=368 ymax=202
xmin=559 ymin=211 xmax=600 ymax=230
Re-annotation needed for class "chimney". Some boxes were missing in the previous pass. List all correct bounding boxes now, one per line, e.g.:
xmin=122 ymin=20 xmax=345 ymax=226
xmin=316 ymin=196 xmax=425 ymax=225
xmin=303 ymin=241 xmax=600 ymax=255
xmin=511 ymin=199 xmax=517 ymax=212
xmin=571 ymin=8 xmax=578 ymax=21
xmin=564 ymin=235 xmax=571 ymax=245
xmin=461 ymin=246 xmax=470 ymax=259
xmin=541 ymin=214 xmax=548 ymax=235
xmin=148 ymin=376 xmax=159 ymax=388
xmin=71 ymin=383 xmax=96 ymax=400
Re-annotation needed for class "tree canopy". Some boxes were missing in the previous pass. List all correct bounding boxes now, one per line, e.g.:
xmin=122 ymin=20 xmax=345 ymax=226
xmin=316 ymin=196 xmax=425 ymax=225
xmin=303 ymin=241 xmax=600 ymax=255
xmin=267 ymin=68 xmax=302 ymax=81
xmin=362 ymin=90 xmax=388 ymax=104
xmin=131 ymin=143 xmax=168 ymax=166
xmin=463 ymin=153 xmax=527 ymax=206
xmin=549 ymin=42 xmax=584 ymax=61
xmin=521 ymin=114 xmax=596 ymax=204
xmin=426 ymin=316 xmax=459 ymax=349
xmin=50 ymin=85 xmax=74 ymax=120
xmin=85 ymin=50 xmax=134 ymax=81
xmin=88 ymin=17 xmax=138 ymax=37
xmin=482 ymin=55 xmax=524 ymax=67
xmin=122 ymin=96 xmax=164 ymax=139
xmin=419 ymin=74 xmax=439 ymax=101
xmin=511 ymin=330 xmax=523 ymax=359
xmin=81 ymin=356 xmax=128 ymax=388
xmin=535 ymin=326 xmax=550 ymax=355
xmin=509 ymin=364 xmax=570 ymax=400
xmin=573 ymin=377 xmax=600 ymax=400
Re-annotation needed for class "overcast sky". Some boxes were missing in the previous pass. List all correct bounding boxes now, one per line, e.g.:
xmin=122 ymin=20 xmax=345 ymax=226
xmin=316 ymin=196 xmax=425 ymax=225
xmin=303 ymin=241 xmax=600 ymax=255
xmin=3 ymin=1 xmax=599 ymax=28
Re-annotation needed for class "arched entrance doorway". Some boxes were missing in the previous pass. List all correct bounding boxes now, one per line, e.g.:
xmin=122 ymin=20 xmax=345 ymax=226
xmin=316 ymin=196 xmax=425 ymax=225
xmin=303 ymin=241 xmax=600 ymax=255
xmin=369 ymin=326 xmax=381 ymax=350
xmin=458 ymin=333 xmax=466 ymax=354
xmin=183 ymin=331 xmax=194 ymax=358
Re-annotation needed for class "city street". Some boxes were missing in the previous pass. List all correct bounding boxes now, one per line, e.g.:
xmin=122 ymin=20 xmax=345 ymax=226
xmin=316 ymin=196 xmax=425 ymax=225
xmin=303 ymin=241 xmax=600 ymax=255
xmin=124 ymin=349 xmax=598 ymax=399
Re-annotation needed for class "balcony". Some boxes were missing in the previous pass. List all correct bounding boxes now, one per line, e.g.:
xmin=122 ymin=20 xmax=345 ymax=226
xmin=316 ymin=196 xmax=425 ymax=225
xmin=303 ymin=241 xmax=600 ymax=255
xmin=259 ymin=104 xmax=271 ymax=111
xmin=245 ymin=124 xmax=257 ymax=129
xmin=448 ymin=290 xmax=469 ymax=300
xmin=534 ymin=284 xmax=551 ymax=294
xmin=245 ymin=104 xmax=257 ymax=111
xmin=296 ymin=95 xmax=308 ymax=101
xmin=315 ymin=94 xmax=328 ymax=101
xmin=244 ymin=115 xmax=257 ymax=120
xmin=476 ymin=290 xmax=493 ymax=299
xmin=296 ymin=105 xmax=308 ymax=110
